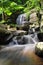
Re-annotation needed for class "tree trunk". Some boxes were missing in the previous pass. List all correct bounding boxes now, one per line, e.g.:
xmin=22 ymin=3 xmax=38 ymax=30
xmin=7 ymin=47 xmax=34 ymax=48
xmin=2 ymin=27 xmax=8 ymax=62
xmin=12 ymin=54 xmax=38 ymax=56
xmin=2 ymin=12 xmax=5 ymax=20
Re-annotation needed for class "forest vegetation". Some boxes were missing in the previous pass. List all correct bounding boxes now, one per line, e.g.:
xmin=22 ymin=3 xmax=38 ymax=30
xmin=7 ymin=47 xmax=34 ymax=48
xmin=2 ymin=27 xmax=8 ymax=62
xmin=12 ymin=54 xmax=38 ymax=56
xmin=0 ymin=0 xmax=42 ymax=25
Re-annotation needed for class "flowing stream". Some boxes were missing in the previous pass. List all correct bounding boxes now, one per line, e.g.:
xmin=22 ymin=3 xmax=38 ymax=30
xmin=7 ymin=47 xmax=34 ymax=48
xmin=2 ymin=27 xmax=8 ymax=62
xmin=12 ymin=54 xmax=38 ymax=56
xmin=8 ymin=32 xmax=39 ymax=46
xmin=0 ymin=14 xmax=43 ymax=65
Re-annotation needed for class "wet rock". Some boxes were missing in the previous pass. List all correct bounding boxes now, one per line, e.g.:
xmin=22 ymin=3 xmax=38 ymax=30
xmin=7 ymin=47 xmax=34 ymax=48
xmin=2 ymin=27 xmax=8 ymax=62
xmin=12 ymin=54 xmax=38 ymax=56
xmin=7 ymin=27 xmax=17 ymax=32
xmin=35 ymin=27 xmax=40 ymax=32
xmin=35 ymin=42 xmax=43 ymax=57
xmin=0 ymin=27 xmax=14 ymax=45
xmin=28 ymin=27 xmax=35 ymax=34
xmin=37 ymin=32 xmax=43 ymax=42
xmin=14 ymin=30 xmax=27 ymax=36
xmin=29 ymin=12 xmax=38 ymax=23
xmin=35 ymin=26 xmax=43 ymax=32
xmin=9 ymin=39 xmax=18 ymax=46
xmin=16 ymin=23 xmax=29 ymax=31
xmin=9 ymin=36 xmax=22 ymax=45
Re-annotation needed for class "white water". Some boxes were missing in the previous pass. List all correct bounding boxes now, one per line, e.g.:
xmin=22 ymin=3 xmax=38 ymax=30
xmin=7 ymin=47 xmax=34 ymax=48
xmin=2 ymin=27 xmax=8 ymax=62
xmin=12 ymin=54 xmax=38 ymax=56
xmin=8 ymin=33 xmax=39 ymax=46
xmin=16 ymin=13 xmax=27 ymax=25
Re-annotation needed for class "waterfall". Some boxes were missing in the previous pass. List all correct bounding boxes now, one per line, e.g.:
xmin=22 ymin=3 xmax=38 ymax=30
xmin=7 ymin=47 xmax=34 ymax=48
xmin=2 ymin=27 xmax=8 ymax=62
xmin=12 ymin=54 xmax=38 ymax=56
xmin=16 ymin=13 xmax=27 ymax=25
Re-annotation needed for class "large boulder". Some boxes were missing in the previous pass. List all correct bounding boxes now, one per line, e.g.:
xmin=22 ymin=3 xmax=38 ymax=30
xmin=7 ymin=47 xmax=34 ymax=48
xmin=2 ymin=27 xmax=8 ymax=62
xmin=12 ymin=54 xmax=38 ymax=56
xmin=29 ymin=12 xmax=38 ymax=24
xmin=0 ymin=25 xmax=14 ymax=45
xmin=35 ymin=42 xmax=43 ymax=57
xmin=37 ymin=32 xmax=43 ymax=41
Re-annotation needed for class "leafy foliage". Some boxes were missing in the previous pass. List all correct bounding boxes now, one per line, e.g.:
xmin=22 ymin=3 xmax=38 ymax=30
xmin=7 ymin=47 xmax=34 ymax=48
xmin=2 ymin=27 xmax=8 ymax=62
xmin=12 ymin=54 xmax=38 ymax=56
xmin=0 ymin=0 xmax=42 ymax=22
xmin=0 ymin=0 xmax=42 ymax=15
xmin=23 ymin=0 xmax=41 ymax=12
xmin=0 ymin=0 xmax=24 ymax=16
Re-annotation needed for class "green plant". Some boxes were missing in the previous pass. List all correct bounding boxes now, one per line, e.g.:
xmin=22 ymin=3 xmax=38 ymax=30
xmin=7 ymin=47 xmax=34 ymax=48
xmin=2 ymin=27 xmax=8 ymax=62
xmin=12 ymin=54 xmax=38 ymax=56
xmin=0 ymin=0 xmax=24 ymax=21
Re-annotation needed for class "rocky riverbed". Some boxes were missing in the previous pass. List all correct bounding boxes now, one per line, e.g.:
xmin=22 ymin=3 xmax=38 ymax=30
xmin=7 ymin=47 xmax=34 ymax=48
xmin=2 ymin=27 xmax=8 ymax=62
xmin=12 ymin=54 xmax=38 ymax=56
xmin=0 ymin=10 xmax=43 ymax=65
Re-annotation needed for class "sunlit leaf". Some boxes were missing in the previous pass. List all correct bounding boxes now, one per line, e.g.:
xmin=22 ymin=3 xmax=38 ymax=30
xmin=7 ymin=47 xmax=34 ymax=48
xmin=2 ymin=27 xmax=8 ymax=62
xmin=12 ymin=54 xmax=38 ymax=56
xmin=0 ymin=7 xmax=3 ymax=14
xmin=4 ymin=9 xmax=12 ymax=16
xmin=10 ymin=2 xmax=17 ymax=7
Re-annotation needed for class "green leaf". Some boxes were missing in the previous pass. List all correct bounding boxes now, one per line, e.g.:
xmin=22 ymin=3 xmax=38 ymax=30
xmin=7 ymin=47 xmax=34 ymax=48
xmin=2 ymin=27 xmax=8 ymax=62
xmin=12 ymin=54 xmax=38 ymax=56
xmin=10 ymin=2 xmax=17 ymax=7
xmin=4 ymin=9 xmax=12 ymax=16
xmin=36 ymin=6 xmax=40 ymax=11
xmin=0 ymin=7 xmax=3 ymax=14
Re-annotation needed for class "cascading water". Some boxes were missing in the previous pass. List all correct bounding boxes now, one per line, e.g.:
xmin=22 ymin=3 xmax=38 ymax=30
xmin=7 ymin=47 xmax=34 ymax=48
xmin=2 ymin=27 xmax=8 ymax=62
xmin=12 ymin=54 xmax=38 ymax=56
xmin=16 ymin=13 xmax=28 ymax=25
xmin=0 ymin=43 xmax=43 ymax=65
xmin=8 ymin=33 xmax=39 ymax=46
xmin=19 ymin=33 xmax=39 ymax=44
xmin=0 ymin=14 xmax=43 ymax=65
xmin=8 ymin=13 xmax=39 ymax=46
